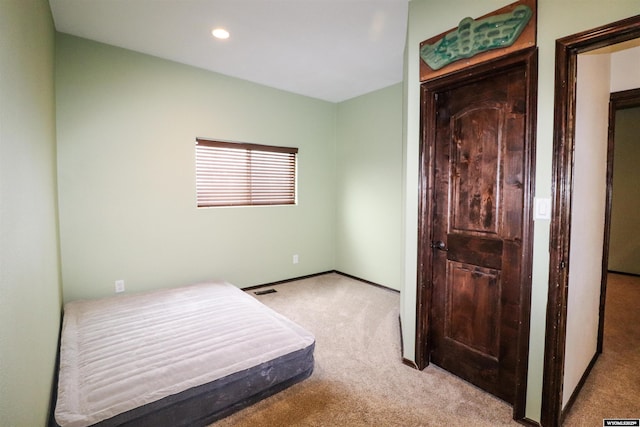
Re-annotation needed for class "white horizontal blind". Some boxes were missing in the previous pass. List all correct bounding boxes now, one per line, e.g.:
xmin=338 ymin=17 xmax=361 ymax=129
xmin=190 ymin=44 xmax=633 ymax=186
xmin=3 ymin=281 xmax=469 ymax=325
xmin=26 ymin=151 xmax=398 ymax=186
xmin=196 ymin=139 xmax=298 ymax=207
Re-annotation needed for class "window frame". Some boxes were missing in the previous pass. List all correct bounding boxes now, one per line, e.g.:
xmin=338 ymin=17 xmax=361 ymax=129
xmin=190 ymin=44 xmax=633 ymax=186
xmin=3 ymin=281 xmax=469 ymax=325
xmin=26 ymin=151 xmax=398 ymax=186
xmin=195 ymin=138 xmax=298 ymax=208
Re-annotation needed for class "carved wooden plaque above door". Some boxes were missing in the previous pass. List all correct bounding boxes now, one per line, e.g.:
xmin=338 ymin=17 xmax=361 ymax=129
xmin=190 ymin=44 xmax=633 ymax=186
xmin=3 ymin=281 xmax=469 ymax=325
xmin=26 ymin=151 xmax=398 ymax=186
xmin=419 ymin=0 xmax=537 ymax=81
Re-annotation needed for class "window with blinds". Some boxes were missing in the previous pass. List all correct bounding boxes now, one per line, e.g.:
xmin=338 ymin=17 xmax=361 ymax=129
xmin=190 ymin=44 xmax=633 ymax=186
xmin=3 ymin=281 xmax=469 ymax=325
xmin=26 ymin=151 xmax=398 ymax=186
xmin=195 ymin=138 xmax=298 ymax=207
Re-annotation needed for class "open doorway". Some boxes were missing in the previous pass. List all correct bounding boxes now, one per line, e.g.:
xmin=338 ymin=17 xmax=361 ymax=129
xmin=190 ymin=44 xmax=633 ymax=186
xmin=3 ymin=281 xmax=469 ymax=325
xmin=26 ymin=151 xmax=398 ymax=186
xmin=561 ymin=94 xmax=640 ymax=418
xmin=541 ymin=15 xmax=640 ymax=427
xmin=561 ymin=88 xmax=640 ymax=422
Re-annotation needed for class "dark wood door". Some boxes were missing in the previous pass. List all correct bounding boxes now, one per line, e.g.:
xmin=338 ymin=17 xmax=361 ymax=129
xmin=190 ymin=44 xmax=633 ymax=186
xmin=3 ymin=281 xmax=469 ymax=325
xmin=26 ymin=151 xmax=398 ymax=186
xmin=428 ymin=65 xmax=528 ymax=404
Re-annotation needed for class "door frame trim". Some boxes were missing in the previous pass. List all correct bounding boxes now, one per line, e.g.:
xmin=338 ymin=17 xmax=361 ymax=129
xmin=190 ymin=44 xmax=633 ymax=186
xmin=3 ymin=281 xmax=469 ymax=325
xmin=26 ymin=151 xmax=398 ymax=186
xmin=416 ymin=47 xmax=538 ymax=421
xmin=541 ymin=14 xmax=640 ymax=427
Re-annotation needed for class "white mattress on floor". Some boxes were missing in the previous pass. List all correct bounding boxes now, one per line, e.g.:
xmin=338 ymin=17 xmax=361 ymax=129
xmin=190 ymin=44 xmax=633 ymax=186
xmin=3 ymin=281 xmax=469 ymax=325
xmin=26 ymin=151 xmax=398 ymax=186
xmin=55 ymin=281 xmax=315 ymax=427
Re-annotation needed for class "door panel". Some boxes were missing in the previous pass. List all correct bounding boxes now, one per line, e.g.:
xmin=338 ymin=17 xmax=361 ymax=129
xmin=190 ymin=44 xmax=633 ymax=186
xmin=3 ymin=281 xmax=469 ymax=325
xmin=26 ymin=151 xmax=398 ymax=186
xmin=429 ymin=65 xmax=527 ymax=404
xmin=451 ymin=103 xmax=502 ymax=235
xmin=446 ymin=262 xmax=501 ymax=358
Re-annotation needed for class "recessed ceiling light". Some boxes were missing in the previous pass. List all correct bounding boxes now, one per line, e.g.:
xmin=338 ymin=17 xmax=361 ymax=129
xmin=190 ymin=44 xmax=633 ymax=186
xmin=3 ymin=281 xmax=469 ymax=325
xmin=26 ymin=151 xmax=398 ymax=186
xmin=211 ymin=28 xmax=230 ymax=40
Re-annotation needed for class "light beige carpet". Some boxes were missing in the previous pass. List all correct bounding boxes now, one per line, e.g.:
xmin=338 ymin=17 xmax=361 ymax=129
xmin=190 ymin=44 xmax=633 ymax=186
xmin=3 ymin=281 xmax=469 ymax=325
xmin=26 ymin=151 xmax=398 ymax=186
xmin=562 ymin=273 xmax=640 ymax=426
xmin=211 ymin=273 xmax=518 ymax=427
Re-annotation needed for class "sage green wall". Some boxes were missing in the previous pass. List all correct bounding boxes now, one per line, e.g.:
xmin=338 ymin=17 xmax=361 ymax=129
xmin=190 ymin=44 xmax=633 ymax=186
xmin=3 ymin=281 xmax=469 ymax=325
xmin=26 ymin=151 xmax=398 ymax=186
xmin=609 ymin=106 xmax=640 ymax=275
xmin=335 ymin=84 xmax=403 ymax=290
xmin=402 ymin=0 xmax=640 ymax=422
xmin=0 ymin=1 xmax=61 ymax=425
xmin=56 ymin=34 xmax=337 ymax=302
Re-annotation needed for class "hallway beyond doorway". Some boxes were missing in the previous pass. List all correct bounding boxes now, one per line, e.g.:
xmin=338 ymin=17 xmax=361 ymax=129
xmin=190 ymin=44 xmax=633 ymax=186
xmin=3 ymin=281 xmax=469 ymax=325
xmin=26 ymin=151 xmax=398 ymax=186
xmin=563 ymin=273 xmax=640 ymax=425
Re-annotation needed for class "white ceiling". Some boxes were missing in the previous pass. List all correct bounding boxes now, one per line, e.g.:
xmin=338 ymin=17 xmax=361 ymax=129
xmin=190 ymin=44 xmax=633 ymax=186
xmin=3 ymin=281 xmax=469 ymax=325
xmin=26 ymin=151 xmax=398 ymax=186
xmin=48 ymin=0 xmax=409 ymax=103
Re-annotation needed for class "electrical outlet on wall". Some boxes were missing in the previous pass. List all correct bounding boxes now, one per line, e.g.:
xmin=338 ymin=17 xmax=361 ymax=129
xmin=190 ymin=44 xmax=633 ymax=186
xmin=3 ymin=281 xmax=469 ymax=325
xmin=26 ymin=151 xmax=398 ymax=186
xmin=293 ymin=254 xmax=299 ymax=264
xmin=115 ymin=280 xmax=125 ymax=293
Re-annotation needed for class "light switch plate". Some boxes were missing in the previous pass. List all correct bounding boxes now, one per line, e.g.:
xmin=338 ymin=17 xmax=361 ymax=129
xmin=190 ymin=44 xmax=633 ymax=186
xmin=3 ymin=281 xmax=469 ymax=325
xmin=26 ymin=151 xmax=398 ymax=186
xmin=534 ymin=197 xmax=551 ymax=220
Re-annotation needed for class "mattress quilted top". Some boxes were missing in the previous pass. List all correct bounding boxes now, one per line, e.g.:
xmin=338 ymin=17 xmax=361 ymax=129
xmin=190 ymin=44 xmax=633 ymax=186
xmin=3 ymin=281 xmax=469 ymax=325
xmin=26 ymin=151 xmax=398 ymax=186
xmin=54 ymin=281 xmax=315 ymax=427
